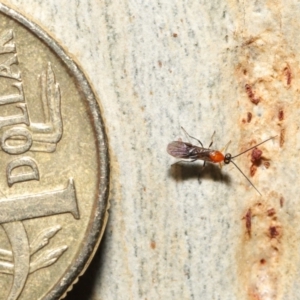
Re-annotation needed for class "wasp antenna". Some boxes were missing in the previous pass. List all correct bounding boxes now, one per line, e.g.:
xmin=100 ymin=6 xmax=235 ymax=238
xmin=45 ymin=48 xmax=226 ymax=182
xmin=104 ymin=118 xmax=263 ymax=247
xmin=230 ymin=159 xmax=262 ymax=196
xmin=232 ymin=136 xmax=277 ymax=159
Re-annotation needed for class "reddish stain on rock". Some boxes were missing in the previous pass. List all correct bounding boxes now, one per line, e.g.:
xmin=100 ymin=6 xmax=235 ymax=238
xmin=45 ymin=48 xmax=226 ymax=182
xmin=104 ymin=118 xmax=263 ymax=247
xmin=283 ymin=64 xmax=292 ymax=85
xmin=280 ymin=197 xmax=284 ymax=207
xmin=278 ymin=109 xmax=284 ymax=121
xmin=241 ymin=201 xmax=283 ymax=300
xmin=247 ymin=112 xmax=252 ymax=123
xmin=260 ymin=258 xmax=266 ymax=265
xmin=267 ymin=208 xmax=276 ymax=217
xmin=150 ymin=240 xmax=156 ymax=250
xmin=251 ymin=148 xmax=263 ymax=163
xmin=280 ymin=128 xmax=285 ymax=147
xmin=245 ymin=84 xmax=260 ymax=105
xmin=250 ymin=164 xmax=257 ymax=177
xmin=243 ymin=36 xmax=260 ymax=46
xmin=269 ymin=226 xmax=280 ymax=239
xmin=243 ymin=209 xmax=252 ymax=237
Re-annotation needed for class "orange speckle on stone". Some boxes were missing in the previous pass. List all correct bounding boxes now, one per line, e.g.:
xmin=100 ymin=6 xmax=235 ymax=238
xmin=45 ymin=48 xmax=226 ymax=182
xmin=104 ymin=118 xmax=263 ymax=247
xmin=283 ymin=64 xmax=292 ymax=85
xmin=280 ymin=128 xmax=285 ymax=147
xmin=150 ymin=241 xmax=156 ymax=250
xmin=244 ymin=209 xmax=252 ymax=237
xmin=247 ymin=112 xmax=252 ymax=123
xmin=250 ymin=164 xmax=257 ymax=177
xmin=269 ymin=226 xmax=280 ymax=239
xmin=260 ymin=259 xmax=266 ymax=265
xmin=267 ymin=208 xmax=276 ymax=217
xmin=280 ymin=197 xmax=284 ymax=207
xmin=245 ymin=84 xmax=260 ymax=105
xmin=278 ymin=109 xmax=284 ymax=121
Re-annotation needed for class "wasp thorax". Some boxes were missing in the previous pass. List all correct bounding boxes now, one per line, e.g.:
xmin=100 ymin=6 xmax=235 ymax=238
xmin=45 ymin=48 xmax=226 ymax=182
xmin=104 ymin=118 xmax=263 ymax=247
xmin=224 ymin=153 xmax=231 ymax=164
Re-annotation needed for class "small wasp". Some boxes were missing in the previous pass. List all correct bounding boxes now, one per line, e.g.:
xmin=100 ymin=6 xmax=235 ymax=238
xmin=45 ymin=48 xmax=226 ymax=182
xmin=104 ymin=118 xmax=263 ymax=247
xmin=167 ymin=127 xmax=276 ymax=195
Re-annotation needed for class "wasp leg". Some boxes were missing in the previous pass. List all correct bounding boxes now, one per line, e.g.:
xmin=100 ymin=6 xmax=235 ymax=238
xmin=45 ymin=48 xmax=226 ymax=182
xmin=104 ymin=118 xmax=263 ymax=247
xmin=181 ymin=126 xmax=204 ymax=147
xmin=208 ymin=131 xmax=216 ymax=148
xmin=197 ymin=160 xmax=207 ymax=183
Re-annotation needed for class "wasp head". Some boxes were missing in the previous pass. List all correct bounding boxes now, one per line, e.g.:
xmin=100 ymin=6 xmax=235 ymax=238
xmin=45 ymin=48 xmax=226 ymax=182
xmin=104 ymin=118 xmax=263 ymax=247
xmin=224 ymin=153 xmax=232 ymax=164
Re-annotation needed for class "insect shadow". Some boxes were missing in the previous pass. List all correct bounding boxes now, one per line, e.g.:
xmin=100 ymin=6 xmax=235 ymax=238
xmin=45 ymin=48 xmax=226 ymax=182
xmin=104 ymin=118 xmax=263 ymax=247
xmin=168 ymin=161 xmax=231 ymax=185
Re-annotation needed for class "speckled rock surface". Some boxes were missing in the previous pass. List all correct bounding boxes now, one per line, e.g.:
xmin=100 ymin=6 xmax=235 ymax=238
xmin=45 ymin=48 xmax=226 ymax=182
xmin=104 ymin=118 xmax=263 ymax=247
xmin=2 ymin=1 xmax=300 ymax=299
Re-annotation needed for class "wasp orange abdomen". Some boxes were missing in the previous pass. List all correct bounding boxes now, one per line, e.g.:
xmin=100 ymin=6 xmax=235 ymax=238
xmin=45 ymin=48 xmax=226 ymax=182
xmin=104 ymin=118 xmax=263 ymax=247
xmin=209 ymin=151 xmax=224 ymax=163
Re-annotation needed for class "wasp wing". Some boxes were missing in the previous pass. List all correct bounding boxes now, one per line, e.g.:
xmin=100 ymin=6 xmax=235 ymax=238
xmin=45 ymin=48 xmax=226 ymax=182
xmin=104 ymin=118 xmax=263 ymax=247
xmin=167 ymin=141 xmax=194 ymax=159
xmin=167 ymin=141 xmax=213 ymax=161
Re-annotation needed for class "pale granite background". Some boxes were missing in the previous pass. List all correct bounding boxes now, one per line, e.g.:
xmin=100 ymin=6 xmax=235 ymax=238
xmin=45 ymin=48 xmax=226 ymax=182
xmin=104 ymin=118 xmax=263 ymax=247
xmin=3 ymin=1 xmax=300 ymax=300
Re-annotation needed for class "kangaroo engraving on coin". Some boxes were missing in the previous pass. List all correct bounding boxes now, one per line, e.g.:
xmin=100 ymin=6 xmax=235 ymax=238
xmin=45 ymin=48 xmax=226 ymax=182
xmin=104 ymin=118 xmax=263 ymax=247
xmin=0 ymin=4 xmax=109 ymax=300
